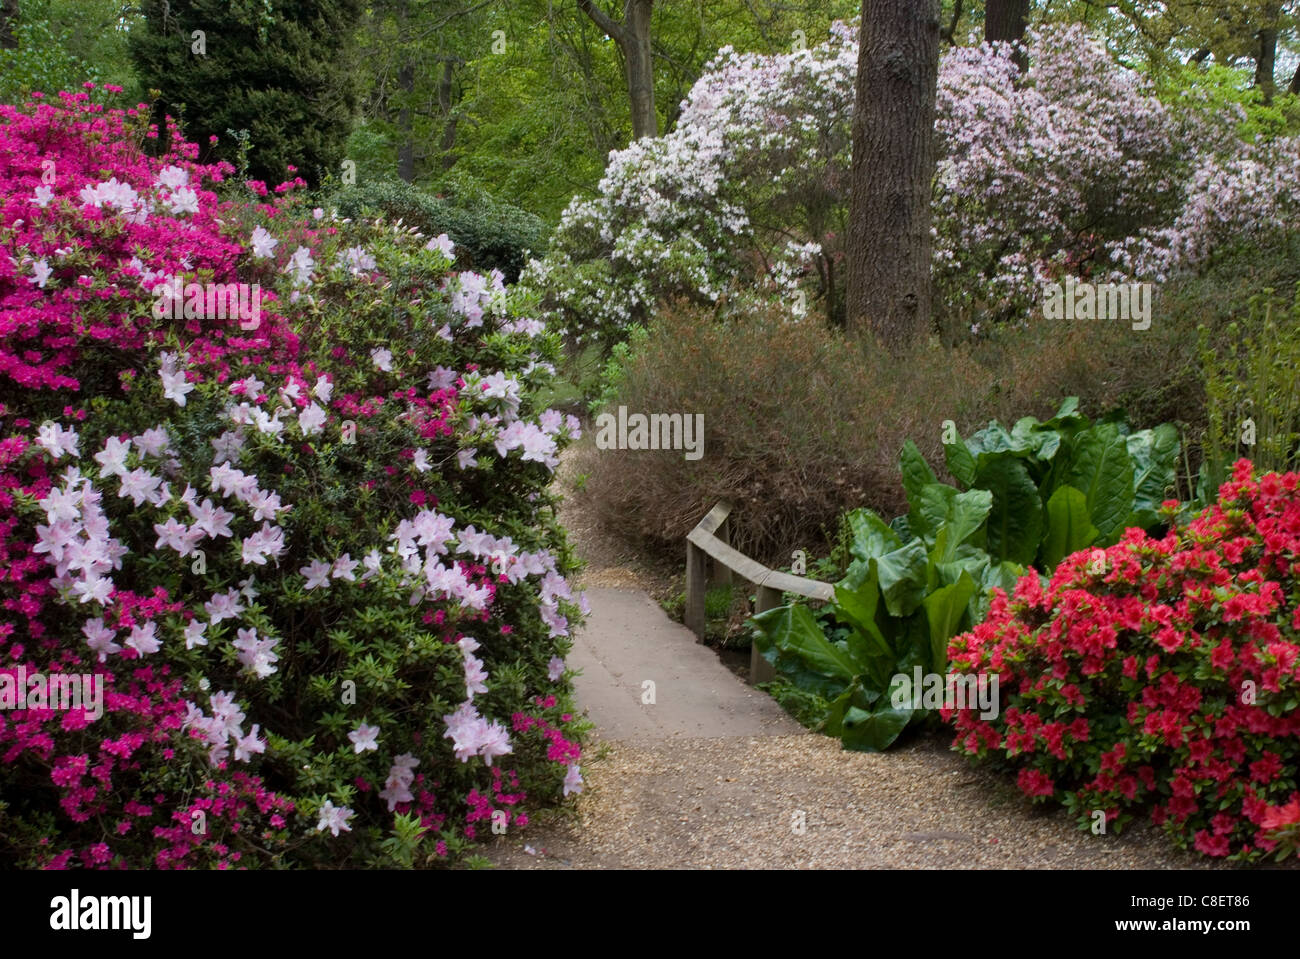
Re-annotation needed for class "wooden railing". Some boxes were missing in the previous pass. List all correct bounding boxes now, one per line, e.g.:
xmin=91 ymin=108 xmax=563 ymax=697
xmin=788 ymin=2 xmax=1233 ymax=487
xmin=685 ymin=501 xmax=834 ymax=685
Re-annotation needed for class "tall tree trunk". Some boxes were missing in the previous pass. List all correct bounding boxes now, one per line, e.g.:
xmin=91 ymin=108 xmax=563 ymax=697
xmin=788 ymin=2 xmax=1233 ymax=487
xmin=846 ymin=0 xmax=941 ymax=348
xmin=623 ymin=0 xmax=656 ymax=140
xmin=396 ymin=0 xmax=415 ymax=182
xmin=1255 ymin=12 xmax=1279 ymax=104
xmin=437 ymin=58 xmax=459 ymax=172
xmin=1289 ymin=60 xmax=1300 ymax=96
xmin=578 ymin=0 xmax=658 ymax=141
xmin=397 ymin=61 xmax=415 ymax=182
xmin=0 ymin=0 xmax=18 ymax=50
xmin=984 ymin=0 xmax=1027 ymax=69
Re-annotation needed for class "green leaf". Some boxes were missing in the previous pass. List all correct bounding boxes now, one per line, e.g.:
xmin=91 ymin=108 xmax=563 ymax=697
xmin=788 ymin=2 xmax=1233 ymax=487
xmin=874 ymin=540 xmax=931 ymax=617
xmin=918 ymin=485 xmax=993 ymax=562
xmin=900 ymin=440 xmax=939 ymax=528
xmin=1066 ymin=423 xmax=1136 ymax=540
xmin=947 ymin=488 xmax=994 ymax=555
xmin=921 ymin=571 xmax=978 ymax=673
xmin=914 ymin=482 xmax=957 ymax=544
xmin=750 ymin=604 xmax=858 ymax=684
xmin=1039 ymin=484 xmax=1100 ymax=569
xmin=945 ymin=438 xmax=977 ymax=487
xmin=1127 ymin=423 xmax=1180 ymax=515
xmin=841 ymin=697 xmax=914 ymax=752
xmin=832 ymin=570 xmax=892 ymax=662
xmin=975 ymin=456 xmax=1044 ymax=565
xmin=1039 ymin=396 xmax=1087 ymax=432
xmin=845 ymin=507 xmax=900 ymax=563
xmin=889 ymin=514 xmax=913 ymax=541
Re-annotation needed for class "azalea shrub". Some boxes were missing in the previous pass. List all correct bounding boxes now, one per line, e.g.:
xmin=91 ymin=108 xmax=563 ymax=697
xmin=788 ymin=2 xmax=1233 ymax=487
xmin=525 ymin=20 xmax=1299 ymax=346
xmin=945 ymin=460 xmax=1300 ymax=861
xmin=0 ymin=87 xmax=587 ymax=869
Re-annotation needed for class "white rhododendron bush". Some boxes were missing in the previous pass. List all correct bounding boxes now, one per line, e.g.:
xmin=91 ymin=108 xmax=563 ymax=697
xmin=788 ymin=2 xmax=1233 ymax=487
xmin=0 ymin=88 xmax=586 ymax=869
xmin=526 ymin=22 xmax=1300 ymax=342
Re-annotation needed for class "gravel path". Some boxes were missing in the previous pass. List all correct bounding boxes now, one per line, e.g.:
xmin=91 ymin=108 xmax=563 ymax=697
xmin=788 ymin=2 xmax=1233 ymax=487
xmin=486 ymin=733 xmax=1241 ymax=870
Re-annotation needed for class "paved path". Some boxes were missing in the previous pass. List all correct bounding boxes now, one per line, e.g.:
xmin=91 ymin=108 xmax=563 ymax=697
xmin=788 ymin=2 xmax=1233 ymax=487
xmin=567 ymin=587 xmax=804 ymax=741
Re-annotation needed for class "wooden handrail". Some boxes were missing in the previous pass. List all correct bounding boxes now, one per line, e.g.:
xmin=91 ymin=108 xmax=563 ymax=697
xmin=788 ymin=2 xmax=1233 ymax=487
xmin=684 ymin=501 xmax=834 ymax=684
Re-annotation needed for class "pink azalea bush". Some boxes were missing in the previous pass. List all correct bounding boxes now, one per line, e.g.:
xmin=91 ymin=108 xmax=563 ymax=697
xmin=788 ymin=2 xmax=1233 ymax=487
xmin=0 ymin=87 xmax=587 ymax=868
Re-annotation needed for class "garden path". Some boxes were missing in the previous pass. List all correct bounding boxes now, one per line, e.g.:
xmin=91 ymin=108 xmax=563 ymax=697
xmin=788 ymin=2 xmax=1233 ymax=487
xmin=479 ymin=447 xmax=1229 ymax=870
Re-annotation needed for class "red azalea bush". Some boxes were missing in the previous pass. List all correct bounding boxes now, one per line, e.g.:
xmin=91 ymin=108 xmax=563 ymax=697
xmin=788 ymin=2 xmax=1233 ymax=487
xmin=946 ymin=459 xmax=1300 ymax=861
xmin=1 ymin=87 xmax=587 ymax=869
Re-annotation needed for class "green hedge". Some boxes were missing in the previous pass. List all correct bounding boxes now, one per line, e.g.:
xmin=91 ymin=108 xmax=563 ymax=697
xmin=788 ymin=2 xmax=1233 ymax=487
xmin=331 ymin=177 xmax=550 ymax=282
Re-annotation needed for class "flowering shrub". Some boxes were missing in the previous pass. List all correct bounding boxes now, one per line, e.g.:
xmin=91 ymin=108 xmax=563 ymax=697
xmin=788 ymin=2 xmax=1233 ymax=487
xmin=526 ymin=21 xmax=1296 ymax=343
xmin=945 ymin=460 xmax=1300 ymax=861
xmin=0 ymin=88 xmax=587 ymax=868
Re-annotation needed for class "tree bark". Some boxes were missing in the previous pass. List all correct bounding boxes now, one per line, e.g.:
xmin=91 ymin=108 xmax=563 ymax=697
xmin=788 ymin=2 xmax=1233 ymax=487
xmin=1255 ymin=24 xmax=1278 ymax=104
xmin=1289 ymin=60 xmax=1300 ymax=96
xmin=437 ymin=58 xmax=459 ymax=172
xmin=846 ymin=0 xmax=941 ymax=348
xmin=397 ymin=0 xmax=415 ymax=182
xmin=1253 ymin=1 xmax=1282 ymax=103
xmin=984 ymin=0 xmax=1027 ymax=70
xmin=397 ymin=60 xmax=416 ymax=182
xmin=0 ymin=0 xmax=18 ymax=50
xmin=578 ymin=0 xmax=658 ymax=141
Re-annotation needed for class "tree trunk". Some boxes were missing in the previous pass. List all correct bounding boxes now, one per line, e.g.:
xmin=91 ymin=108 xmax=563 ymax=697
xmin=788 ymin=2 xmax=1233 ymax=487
xmin=984 ymin=0 xmax=1027 ymax=70
xmin=1253 ymin=1 xmax=1282 ymax=103
xmin=437 ymin=59 xmax=459 ymax=172
xmin=396 ymin=0 xmax=415 ymax=182
xmin=1289 ymin=60 xmax=1300 ymax=96
xmin=397 ymin=61 xmax=415 ymax=182
xmin=846 ymin=0 xmax=941 ymax=348
xmin=0 ymin=0 xmax=18 ymax=50
xmin=1255 ymin=24 xmax=1278 ymax=104
xmin=623 ymin=0 xmax=657 ymax=139
xmin=578 ymin=0 xmax=658 ymax=141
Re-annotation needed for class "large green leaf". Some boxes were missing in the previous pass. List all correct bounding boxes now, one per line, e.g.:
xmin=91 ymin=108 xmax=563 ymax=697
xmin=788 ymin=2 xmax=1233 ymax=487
xmin=945 ymin=438 xmax=977 ymax=487
xmin=832 ymin=567 xmax=893 ymax=664
xmin=900 ymin=440 xmax=939 ymax=528
xmin=1039 ymin=396 xmax=1088 ymax=433
xmin=874 ymin=539 xmax=931 ymax=617
xmin=845 ymin=507 xmax=900 ymax=563
xmin=821 ymin=676 xmax=888 ymax=735
xmin=1039 ymin=484 xmax=1100 ymax=569
xmin=921 ymin=571 xmax=977 ymax=673
xmin=840 ymin=698 xmax=914 ymax=752
xmin=975 ymin=456 xmax=1044 ymax=565
xmin=751 ymin=604 xmax=859 ymax=684
xmin=1127 ymin=423 xmax=1180 ymax=516
xmin=920 ymin=486 xmax=993 ymax=563
xmin=1066 ymin=423 xmax=1135 ymax=540
xmin=1010 ymin=415 xmax=1062 ymax=463
xmin=914 ymin=482 xmax=957 ymax=545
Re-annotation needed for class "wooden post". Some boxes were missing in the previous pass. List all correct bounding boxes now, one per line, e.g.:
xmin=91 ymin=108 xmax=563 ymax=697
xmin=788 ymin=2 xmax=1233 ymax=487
xmin=750 ymin=585 xmax=781 ymax=685
xmin=712 ymin=515 xmax=732 ymax=589
xmin=685 ymin=540 xmax=707 ymax=642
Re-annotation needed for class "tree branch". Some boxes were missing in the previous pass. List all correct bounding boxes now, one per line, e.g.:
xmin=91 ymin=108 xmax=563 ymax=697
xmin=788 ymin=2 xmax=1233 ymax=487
xmin=577 ymin=0 xmax=626 ymax=45
xmin=940 ymin=0 xmax=963 ymax=45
